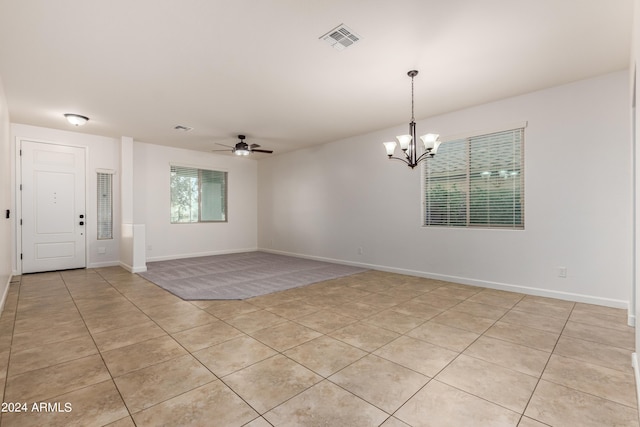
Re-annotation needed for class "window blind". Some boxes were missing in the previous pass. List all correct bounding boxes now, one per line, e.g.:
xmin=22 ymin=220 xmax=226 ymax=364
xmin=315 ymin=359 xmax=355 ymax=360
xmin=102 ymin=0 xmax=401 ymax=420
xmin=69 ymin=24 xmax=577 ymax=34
xmin=97 ymin=172 xmax=113 ymax=239
xmin=424 ymin=127 xmax=524 ymax=228
xmin=200 ymin=169 xmax=226 ymax=221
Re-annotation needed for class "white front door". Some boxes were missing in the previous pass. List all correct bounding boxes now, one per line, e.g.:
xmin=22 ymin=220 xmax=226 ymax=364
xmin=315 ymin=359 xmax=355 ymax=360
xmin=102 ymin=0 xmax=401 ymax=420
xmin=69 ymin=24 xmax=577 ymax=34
xmin=21 ymin=141 xmax=86 ymax=273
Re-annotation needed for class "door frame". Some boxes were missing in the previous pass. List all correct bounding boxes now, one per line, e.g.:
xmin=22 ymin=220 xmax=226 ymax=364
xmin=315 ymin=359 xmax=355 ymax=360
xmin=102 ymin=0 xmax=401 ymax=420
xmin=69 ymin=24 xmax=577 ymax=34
xmin=15 ymin=138 xmax=89 ymax=275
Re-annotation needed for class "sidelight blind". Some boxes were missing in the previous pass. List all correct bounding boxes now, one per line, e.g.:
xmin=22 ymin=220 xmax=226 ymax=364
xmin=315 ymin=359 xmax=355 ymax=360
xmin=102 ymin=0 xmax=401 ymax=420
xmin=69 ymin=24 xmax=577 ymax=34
xmin=97 ymin=172 xmax=113 ymax=239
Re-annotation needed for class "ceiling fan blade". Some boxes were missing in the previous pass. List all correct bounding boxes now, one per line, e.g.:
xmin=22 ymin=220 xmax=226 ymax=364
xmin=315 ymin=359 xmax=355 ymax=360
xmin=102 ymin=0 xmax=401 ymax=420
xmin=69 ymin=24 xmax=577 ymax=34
xmin=215 ymin=142 xmax=235 ymax=148
xmin=251 ymin=149 xmax=273 ymax=154
xmin=249 ymin=143 xmax=261 ymax=148
xmin=211 ymin=149 xmax=233 ymax=152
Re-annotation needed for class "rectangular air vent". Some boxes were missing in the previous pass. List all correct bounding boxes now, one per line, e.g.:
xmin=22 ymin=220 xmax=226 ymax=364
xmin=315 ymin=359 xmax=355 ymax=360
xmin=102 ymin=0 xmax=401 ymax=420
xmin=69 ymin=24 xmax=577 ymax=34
xmin=320 ymin=24 xmax=361 ymax=51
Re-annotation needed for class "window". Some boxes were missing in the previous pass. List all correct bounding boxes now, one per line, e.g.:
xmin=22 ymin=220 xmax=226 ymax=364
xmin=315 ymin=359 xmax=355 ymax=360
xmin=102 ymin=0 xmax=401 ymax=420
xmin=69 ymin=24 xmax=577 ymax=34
xmin=97 ymin=172 xmax=113 ymax=239
xmin=170 ymin=165 xmax=227 ymax=223
xmin=424 ymin=127 xmax=524 ymax=228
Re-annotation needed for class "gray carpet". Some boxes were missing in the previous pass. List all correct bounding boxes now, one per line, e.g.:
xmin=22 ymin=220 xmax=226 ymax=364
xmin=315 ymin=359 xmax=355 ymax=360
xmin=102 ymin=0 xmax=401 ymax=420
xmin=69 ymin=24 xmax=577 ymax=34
xmin=138 ymin=251 xmax=367 ymax=300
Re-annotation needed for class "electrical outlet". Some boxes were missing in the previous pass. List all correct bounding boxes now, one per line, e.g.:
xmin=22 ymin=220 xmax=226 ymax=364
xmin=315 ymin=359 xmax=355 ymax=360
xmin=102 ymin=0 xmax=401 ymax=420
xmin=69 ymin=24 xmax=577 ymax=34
xmin=558 ymin=267 xmax=567 ymax=278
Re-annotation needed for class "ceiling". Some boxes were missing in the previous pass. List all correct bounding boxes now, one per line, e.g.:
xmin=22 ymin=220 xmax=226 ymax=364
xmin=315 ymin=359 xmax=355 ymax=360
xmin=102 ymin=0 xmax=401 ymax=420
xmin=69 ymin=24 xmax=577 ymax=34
xmin=0 ymin=0 xmax=633 ymax=157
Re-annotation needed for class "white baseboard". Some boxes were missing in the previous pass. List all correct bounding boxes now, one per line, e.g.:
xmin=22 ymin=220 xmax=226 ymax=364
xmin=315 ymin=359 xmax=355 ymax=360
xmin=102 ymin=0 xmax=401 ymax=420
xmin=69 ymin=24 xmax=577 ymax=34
xmin=119 ymin=262 xmax=147 ymax=274
xmin=121 ymin=247 xmax=258 ymax=273
xmin=258 ymin=248 xmax=629 ymax=309
xmin=632 ymin=353 xmax=640 ymax=412
xmin=87 ymin=261 xmax=121 ymax=269
xmin=0 ymin=274 xmax=11 ymax=317
xmin=146 ymin=247 xmax=258 ymax=263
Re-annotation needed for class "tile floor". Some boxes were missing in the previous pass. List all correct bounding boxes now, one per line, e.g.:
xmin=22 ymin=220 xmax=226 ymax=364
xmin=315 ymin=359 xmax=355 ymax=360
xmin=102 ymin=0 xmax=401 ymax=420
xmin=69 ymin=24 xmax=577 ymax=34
xmin=0 ymin=267 xmax=637 ymax=426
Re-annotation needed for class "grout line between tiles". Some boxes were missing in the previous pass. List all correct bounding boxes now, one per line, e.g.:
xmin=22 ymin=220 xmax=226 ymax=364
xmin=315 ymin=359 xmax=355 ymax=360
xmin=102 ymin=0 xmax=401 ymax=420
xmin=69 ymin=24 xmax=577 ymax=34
xmin=62 ymin=270 xmax=137 ymax=423
xmin=518 ymin=301 xmax=575 ymax=425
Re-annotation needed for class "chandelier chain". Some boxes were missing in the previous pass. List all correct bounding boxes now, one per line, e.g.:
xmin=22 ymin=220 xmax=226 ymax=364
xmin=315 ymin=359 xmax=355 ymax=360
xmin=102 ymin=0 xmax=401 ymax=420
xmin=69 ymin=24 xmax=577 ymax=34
xmin=410 ymin=75 xmax=415 ymax=122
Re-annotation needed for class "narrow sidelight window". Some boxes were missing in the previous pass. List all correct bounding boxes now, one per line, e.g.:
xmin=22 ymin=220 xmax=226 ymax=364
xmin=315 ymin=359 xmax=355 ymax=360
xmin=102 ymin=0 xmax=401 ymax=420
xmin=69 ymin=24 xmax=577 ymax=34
xmin=97 ymin=172 xmax=113 ymax=239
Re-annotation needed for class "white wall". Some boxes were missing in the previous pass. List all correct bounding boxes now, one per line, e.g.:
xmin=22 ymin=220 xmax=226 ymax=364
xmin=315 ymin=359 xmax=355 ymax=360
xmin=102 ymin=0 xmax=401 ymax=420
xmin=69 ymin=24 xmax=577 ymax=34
xmin=10 ymin=124 xmax=121 ymax=271
xmin=258 ymin=71 xmax=631 ymax=308
xmin=132 ymin=142 xmax=257 ymax=261
xmin=631 ymin=0 xmax=640 ymax=380
xmin=0 ymin=77 xmax=12 ymax=308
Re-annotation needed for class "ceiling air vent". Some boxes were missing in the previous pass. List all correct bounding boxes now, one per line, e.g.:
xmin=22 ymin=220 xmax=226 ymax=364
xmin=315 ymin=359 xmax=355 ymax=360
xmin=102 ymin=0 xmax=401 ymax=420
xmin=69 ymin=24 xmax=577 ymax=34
xmin=320 ymin=24 xmax=361 ymax=51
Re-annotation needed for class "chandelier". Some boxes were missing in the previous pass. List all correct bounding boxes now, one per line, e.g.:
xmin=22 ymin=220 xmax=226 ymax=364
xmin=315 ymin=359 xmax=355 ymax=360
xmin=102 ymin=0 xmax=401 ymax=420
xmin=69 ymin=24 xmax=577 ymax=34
xmin=383 ymin=70 xmax=441 ymax=169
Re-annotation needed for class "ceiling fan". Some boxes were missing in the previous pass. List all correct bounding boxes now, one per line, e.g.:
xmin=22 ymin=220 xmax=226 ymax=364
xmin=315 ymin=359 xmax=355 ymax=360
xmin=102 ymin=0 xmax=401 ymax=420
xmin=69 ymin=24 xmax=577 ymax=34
xmin=212 ymin=135 xmax=274 ymax=156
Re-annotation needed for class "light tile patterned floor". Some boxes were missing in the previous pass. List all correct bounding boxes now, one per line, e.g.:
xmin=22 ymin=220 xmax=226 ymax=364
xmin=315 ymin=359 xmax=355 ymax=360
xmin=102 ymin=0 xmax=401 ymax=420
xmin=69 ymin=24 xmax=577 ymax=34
xmin=0 ymin=267 xmax=637 ymax=426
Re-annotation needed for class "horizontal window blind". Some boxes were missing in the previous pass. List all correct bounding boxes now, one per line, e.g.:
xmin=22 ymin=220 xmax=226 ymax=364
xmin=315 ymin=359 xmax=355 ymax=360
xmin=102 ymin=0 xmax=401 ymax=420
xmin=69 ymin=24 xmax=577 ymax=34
xmin=468 ymin=129 xmax=523 ymax=227
xmin=424 ymin=139 xmax=467 ymax=226
xmin=200 ymin=169 xmax=226 ymax=221
xmin=425 ymin=127 xmax=524 ymax=229
xmin=97 ymin=172 xmax=113 ymax=239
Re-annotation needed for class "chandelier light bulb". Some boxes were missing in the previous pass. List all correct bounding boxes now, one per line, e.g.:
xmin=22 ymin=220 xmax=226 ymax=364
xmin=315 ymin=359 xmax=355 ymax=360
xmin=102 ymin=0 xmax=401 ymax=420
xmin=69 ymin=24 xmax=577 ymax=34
xmin=383 ymin=142 xmax=397 ymax=156
xmin=396 ymin=135 xmax=413 ymax=151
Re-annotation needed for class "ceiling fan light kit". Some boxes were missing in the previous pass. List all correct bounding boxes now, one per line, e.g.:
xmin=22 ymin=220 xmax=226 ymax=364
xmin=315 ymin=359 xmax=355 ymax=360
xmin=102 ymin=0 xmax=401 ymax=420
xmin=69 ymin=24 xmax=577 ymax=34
xmin=234 ymin=137 xmax=250 ymax=156
xmin=383 ymin=70 xmax=441 ymax=169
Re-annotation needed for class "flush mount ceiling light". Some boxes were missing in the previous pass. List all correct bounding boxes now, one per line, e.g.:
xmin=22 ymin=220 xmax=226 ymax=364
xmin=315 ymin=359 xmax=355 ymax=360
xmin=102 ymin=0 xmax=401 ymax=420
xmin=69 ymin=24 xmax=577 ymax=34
xmin=64 ymin=113 xmax=89 ymax=126
xmin=383 ymin=70 xmax=441 ymax=169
